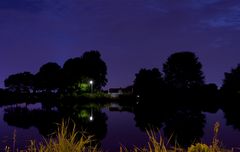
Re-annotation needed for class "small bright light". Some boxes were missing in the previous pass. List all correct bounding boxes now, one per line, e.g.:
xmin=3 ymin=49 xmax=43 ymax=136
xmin=89 ymin=80 xmax=93 ymax=84
xmin=89 ymin=116 xmax=93 ymax=121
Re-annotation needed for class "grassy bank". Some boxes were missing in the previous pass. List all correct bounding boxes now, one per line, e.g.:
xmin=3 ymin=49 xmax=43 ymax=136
xmin=4 ymin=121 xmax=234 ymax=152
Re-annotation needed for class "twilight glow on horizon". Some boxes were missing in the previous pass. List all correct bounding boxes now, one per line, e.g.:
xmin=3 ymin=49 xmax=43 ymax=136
xmin=0 ymin=0 xmax=240 ymax=88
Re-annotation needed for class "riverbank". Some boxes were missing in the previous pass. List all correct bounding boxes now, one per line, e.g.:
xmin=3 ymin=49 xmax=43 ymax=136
xmin=4 ymin=121 xmax=234 ymax=152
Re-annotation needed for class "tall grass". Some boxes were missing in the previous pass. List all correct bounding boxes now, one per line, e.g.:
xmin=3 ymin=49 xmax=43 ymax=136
xmin=5 ymin=120 xmax=100 ymax=152
xmin=4 ymin=121 xmax=234 ymax=152
xmin=39 ymin=120 xmax=99 ymax=152
xmin=121 ymin=122 xmax=233 ymax=152
xmin=120 ymin=130 xmax=169 ymax=152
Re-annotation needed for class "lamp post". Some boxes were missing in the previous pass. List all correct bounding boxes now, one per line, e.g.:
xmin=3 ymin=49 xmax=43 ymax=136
xmin=89 ymin=80 xmax=93 ymax=93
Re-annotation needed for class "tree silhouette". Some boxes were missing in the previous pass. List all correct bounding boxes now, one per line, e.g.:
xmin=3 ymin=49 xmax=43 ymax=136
xmin=63 ymin=57 xmax=82 ymax=88
xmin=80 ymin=51 xmax=108 ymax=90
xmin=63 ymin=50 xmax=107 ymax=91
xmin=35 ymin=62 xmax=62 ymax=92
xmin=133 ymin=68 xmax=164 ymax=99
xmin=4 ymin=72 xmax=34 ymax=93
xmin=221 ymin=64 xmax=240 ymax=95
xmin=163 ymin=52 xmax=204 ymax=89
xmin=222 ymin=101 xmax=240 ymax=131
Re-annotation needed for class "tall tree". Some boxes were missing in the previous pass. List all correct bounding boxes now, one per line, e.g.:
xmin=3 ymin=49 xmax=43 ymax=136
xmin=63 ymin=50 xmax=108 ymax=91
xmin=133 ymin=68 xmax=164 ymax=98
xmin=80 ymin=50 xmax=108 ymax=90
xmin=4 ymin=72 xmax=34 ymax=93
xmin=63 ymin=57 xmax=82 ymax=86
xmin=221 ymin=64 xmax=240 ymax=94
xmin=163 ymin=52 xmax=204 ymax=89
xmin=35 ymin=62 xmax=61 ymax=92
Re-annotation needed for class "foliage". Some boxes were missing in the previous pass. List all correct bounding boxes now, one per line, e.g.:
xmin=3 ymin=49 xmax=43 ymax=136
xmin=163 ymin=52 xmax=204 ymax=89
xmin=5 ymin=120 xmax=99 ymax=152
xmin=120 ymin=130 xmax=168 ymax=152
xmin=188 ymin=122 xmax=224 ymax=152
xmin=188 ymin=143 xmax=210 ymax=152
xmin=121 ymin=122 xmax=229 ymax=152
xmin=4 ymin=72 xmax=34 ymax=93
xmin=4 ymin=121 xmax=233 ymax=152
xmin=221 ymin=64 xmax=240 ymax=94
xmin=63 ymin=50 xmax=107 ymax=92
xmin=80 ymin=83 xmax=89 ymax=92
xmin=63 ymin=57 xmax=83 ymax=87
xmin=133 ymin=68 xmax=164 ymax=98
xmin=64 ymin=81 xmax=89 ymax=96
xmin=35 ymin=62 xmax=62 ymax=92
xmin=39 ymin=120 xmax=99 ymax=152
xmin=4 ymin=50 xmax=108 ymax=97
xmin=81 ymin=51 xmax=108 ymax=90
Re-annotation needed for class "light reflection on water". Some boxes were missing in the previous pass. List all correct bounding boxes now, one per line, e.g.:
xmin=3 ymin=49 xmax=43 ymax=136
xmin=0 ymin=103 xmax=240 ymax=151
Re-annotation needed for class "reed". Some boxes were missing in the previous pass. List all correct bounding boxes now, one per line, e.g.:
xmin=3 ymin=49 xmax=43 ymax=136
xmin=121 ymin=122 xmax=232 ymax=152
xmin=4 ymin=122 xmax=233 ymax=152
xmin=5 ymin=120 xmax=100 ymax=152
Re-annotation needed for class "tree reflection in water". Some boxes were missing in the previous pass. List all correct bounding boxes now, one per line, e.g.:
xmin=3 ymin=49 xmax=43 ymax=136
xmin=4 ymin=98 xmax=239 ymax=148
xmin=163 ymin=108 xmax=205 ymax=147
xmin=222 ymin=97 xmax=240 ymax=131
xmin=4 ymin=107 xmax=62 ymax=136
xmin=133 ymin=100 xmax=206 ymax=148
xmin=3 ymin=102 xmax=108 ymax=146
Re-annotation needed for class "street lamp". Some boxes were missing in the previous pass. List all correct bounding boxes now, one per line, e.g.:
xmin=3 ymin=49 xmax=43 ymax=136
xmin=89 ymin=80 xmax=93 ymax=93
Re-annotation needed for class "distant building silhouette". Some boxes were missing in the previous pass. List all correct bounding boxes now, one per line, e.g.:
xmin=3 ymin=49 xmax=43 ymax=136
xmin=108 ymin=86 xmax=133 ymax=98
xmin=108 ymin=88 xmax=123 ymax=98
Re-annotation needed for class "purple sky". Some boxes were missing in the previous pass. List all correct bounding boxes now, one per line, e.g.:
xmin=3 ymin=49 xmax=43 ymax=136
xmin=0 ymin=0 xmax=240 ymax=88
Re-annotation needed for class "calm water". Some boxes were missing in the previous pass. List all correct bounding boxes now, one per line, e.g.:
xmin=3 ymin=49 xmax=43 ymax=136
xmin=0 ymin=102 xmax=240 ymax=151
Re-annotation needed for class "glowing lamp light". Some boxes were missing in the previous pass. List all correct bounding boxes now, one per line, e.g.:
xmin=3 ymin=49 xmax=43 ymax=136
xmin=89 ymin=80 xmax=93 ymax=84
xmin=89 ymin=80 xmax=93 ymax=93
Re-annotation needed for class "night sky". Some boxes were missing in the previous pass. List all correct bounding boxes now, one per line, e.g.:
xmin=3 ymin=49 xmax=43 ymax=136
xmin=0 ymin=0 xmax=240 ymax=89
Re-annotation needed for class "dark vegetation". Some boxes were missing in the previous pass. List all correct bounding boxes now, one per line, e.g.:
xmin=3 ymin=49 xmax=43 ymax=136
xmin=2 ymin=50 xmax=240 ymax=102
xmin=1 ymin=50 xmax=108 ymax=106
xmin=1 ymin=50 xmax=240 ymax=149
xmin=1 ymin=50 xmax=240 ymax=111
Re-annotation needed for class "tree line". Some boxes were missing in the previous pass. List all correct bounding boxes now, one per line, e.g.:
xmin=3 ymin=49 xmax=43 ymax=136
xmin=4 ymin=50 xmax=107 ymax=96
xmin=3 ymin=50 xmax=240 ymax=98
xmin=133 ymin=51 xmax=240 ymax=100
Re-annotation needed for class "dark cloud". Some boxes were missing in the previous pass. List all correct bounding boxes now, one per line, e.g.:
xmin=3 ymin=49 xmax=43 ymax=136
xmin=207 ymin=6 xmax=240 ymax=29
xmin=195 ymin=1 xmax=240 ymax=29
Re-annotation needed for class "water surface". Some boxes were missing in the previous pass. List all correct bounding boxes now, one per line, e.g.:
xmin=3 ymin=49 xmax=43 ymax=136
xmin=0 ymin=102 xmax=240 ymax=151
